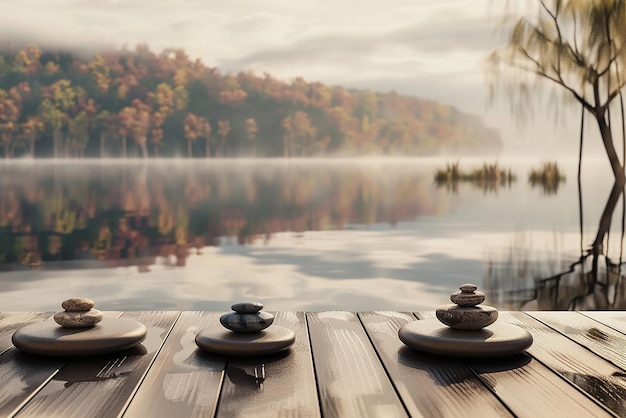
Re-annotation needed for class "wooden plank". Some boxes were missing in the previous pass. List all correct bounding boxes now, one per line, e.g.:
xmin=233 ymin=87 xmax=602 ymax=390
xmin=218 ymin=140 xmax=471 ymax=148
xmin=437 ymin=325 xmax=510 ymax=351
xmin=0 ymin=312 xmax=51 ymax=355
xmin=528 ymin=311 xmax=626 ymax=371
xmin=306 ymin=311 xmax=407 ymax=418
xmin=122 ymin=312 xmax=225 ymax=418
xmin=504 ymin=312 xmax=626 ymax=416
xmin=358 ymin=311 xmax=512 ymax=417
xmin=449 ymin=312 xmax=612 ymax=418
xmin=12 ymin=311 xmax=179 ymax=418
xmin=466 ymin=353 xmax=611 ymax=417
xmin=0 ymin=349 xmax=66 ymax=418
xmin=581 ymin=311 xmax=626 ymax=334
xmin=216 ymin=311 xmax=321 ymax=418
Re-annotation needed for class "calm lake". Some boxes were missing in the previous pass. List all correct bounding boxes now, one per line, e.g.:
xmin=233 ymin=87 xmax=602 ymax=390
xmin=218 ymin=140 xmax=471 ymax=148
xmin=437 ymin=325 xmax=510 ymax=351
xmin=0 ymin=157 xmax=623 ymax=312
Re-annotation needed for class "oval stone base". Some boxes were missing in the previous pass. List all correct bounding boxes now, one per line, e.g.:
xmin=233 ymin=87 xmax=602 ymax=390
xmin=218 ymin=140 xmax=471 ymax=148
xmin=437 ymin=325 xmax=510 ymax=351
xmin=195 ymin=325 xmax=295 ymax=356
xmin=12 ymin=318 xmax=147 ymax=356
xmin=399 ymin=319 xmax=533 ymax=358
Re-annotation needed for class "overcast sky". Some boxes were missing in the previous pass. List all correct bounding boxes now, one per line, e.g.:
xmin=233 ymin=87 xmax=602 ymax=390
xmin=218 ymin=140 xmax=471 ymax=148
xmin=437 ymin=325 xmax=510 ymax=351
xmin=0 ymin=0 xmax=601 ymax=158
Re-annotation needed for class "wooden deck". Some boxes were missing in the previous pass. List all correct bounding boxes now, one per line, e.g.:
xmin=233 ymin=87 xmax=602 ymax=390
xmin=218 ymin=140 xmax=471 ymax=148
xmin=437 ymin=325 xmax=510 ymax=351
xmin=1 ymin=311 xmax=626 ymax=417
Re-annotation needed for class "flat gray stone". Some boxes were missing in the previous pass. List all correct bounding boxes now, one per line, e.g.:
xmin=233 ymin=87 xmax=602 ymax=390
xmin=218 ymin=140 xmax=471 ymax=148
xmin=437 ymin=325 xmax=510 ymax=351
xmin=12 ymin=318 xmax=147 ymax=356
xmin=220 ymin=311 xmax=274 ymax=333
xmin=399 ymin=319 xmax=533 ymax=358
xmin=195 ymin=325 xmax=295 ymax=356
xmin=231 ymin=302 xmax=263 ymax=314
xmin=54 ymin=309 xmax=104 ymax=328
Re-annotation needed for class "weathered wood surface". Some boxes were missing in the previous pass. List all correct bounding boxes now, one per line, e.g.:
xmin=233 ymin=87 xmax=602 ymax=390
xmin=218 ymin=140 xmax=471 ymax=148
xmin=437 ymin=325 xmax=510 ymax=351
xmin=358 ymin=311 xmax=512 ymax=417
xmin=122 ymin=312 xmax=225 ymax=418
xmin=306 ymin=311 xmax=407 ymax=418
xmin=504 ymin=312 xmax=626 ymax=417
xmin=12 ymin=311 xmax=179 ymax=418
xmin=0 ymin=312 xmax=51 ymax=355
xmin=528 ymin=311 xmax=626 ymax=371
xmin=0 ymin=311 xmax=625 ymax=417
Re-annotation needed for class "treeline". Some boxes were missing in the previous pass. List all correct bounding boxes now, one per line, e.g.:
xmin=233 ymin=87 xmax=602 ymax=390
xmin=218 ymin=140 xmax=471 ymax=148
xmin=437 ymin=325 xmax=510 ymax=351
xmin=0 ymin=43 xmax=502 ymax=159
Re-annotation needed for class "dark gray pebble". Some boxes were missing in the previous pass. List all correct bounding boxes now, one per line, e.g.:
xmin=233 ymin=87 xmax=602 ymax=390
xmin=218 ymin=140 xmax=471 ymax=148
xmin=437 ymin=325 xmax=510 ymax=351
xmin=231 ymin=302 xmax=264 ymax=314
xmin=220 ymin=311 xmax=274 ymax=333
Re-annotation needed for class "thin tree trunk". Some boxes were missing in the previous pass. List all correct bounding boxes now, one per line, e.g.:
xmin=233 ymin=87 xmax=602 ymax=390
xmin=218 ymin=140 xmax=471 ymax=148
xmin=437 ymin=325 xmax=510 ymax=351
xmin=592 ymin=179 xmax=625 ymax=254
xmin=100 ymin=132 xmax=105 ymax=158
xmin=206 ymin=137 xmax=210 ymax=158
xmin=140 ymin=140 xmax=148 ymax=159
xmin=596 ymin=112 xmax=626 ymax=182
xmin=188 ymin=140 xmax=192 ymax=158
xmin=578 ymin=102 xmax=585 ymax=255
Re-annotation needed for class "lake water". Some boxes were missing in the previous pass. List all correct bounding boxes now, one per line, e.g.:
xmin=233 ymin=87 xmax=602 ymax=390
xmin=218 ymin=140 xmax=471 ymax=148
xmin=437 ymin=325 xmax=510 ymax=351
xmin=0 ymin=157 xmax=624 ymax=312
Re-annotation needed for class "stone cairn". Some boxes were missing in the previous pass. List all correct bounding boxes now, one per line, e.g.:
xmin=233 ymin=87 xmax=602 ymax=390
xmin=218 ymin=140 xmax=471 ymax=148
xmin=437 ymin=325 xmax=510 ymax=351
xmin=53 ymin=298 xmax=104 ymax=328
xmin=220 ymin=302 xmax=274 ymax=333
xmin=435 ymin=284 xmax=498 ymax=330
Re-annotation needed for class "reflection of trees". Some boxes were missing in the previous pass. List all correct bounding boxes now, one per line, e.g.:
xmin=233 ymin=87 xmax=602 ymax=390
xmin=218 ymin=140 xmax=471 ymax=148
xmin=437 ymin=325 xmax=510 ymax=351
xmin=486 ymin=180 xmax=626 ymax=310
xmin=0 ymin=164 xmax=444 ymax=271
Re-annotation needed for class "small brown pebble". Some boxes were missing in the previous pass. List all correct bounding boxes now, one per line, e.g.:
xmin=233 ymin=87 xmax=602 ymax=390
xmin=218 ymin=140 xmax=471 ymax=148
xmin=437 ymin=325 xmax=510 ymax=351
xmin=61 ymin=298 xmax=95 ymax=312
xmin=459 ymin=284 xmax=478 ymax=293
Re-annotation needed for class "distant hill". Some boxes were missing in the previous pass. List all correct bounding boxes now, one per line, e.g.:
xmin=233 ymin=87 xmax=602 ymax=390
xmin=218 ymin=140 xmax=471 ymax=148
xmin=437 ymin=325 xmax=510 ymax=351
xmin=0 ymin=43 xmax=502 ymax=158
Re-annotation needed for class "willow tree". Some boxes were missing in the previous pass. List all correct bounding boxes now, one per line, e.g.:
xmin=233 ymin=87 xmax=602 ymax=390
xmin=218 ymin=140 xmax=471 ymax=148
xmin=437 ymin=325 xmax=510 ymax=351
xmin=488 ymin=0 xmax=626 ymax=182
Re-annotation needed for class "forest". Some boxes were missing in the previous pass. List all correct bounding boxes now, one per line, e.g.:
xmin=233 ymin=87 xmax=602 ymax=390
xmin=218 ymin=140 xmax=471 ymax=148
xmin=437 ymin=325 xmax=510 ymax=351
xmin=0 ymin=43 xmax=502 ymax=159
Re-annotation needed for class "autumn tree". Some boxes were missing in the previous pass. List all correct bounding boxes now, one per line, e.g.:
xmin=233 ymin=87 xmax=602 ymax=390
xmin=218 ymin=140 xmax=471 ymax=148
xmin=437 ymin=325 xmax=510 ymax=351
xmin=281 ymin=111 xmax=316 ymax=156
xmin=20 ymin=116 xmax=44 ymax=157
xmin=488 ymin=0 xmax=626 ymax=182
xmin=40 ymin=80 xmax=80 ymax=157
xmin=119 ymin=99 xmax=151 ymax=158
xmin=37 ymin=99 xmax=64 ymax=158
xmin=203 ymin=119 xmax=212 ymax=158
xmin=244 ymin=118 xmax=258 ymax=156
xmin=183 ymin=113 xmax=206 ymax=158
xmin=217 ymin=120 xmax=230 ymax=157
xmin=94 ymin=110 xmax=118 ymax=158
xmin=0 ymin=89 xmax=20 ymax=158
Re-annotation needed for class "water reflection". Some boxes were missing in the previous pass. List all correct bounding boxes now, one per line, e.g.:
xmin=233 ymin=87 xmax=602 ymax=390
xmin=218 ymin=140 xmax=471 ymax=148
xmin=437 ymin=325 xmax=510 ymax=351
xmin=0 ymin=159 xmax=623 ymax=311
xmin=0 ymin=162 xmax=446 ymax=271
xmin=486 ymin=178 xmax=626 ymax=310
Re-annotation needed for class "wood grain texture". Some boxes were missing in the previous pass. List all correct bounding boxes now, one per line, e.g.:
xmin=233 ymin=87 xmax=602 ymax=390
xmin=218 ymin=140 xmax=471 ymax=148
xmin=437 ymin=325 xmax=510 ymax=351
xmin=466 ymin=352 xmax=611 ymax=417
xmin=581 ymin=311 xmax=626 ymax=334
xmin=0 ymin=312 xmax=51 ymax=355
xmin=504 ymin=312 xmax=624 ymax=416
xmin=0 ymin=349 xmax=65 ymax=418
xmin=359 ymin=311 xmax=512 ymax=417
xmin=306 ymin=311 xmax=407 ymax=418
xmin=460 ymin=312 xmax=613 ymax=418
xmin=122 ymin=312 xmax=226 ymax=418
xmin=13 ymin=311 xmax=179 ymax=418
xmin=217 ymin=311 xmax=320 ymax=418
xmin=528 ymin=311 xmax=626 ymax=371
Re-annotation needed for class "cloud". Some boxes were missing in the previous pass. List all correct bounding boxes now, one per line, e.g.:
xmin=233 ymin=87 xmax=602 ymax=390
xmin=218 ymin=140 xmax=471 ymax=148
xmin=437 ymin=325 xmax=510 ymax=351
xmin=389 ymin=15 xmax=501 ymax=54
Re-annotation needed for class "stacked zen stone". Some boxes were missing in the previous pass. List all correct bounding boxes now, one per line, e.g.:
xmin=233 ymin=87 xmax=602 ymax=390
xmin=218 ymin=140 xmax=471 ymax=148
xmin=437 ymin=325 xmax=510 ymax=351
xmin=435 ymin=284 xmax=498 ymax=330
xmin=53 ymin=298 xmax=104 ymax=328
xmin=220 ymin=302 xmax=274 ymax=333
